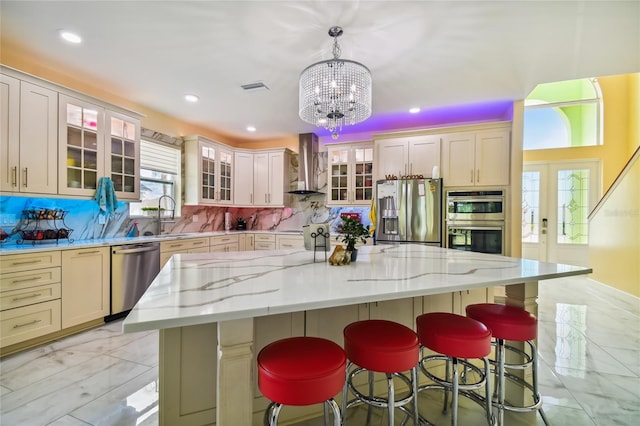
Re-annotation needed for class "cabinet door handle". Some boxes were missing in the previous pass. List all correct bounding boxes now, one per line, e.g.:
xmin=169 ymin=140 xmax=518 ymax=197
xmin=11 ymin=259 xmax=43 ymax=266
xmin=76 ymin=250 xmax=100 ymax=255
xmin=13 ymin=319 xmax=42 ymax=329
xmin=13 ymin=293 xmax=42 ymax=302
xmin=250 ymin=193 xmax=253 ymax=204
xmin=23 ymin=167 xmax=28 ymax=187
xmin=11 ymin=166 xmax=17 ymax=186
xmin=470 ymin=170 xmax=474 ymax=183
xmin=477 ymin=170 xmax=480 ymax=183
xmin=10 ymin=276 xmax=41 ymax=284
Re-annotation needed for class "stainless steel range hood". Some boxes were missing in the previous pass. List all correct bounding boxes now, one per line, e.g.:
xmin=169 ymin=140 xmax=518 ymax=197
xmin=289 ymin=133 xmax=323 ymax=194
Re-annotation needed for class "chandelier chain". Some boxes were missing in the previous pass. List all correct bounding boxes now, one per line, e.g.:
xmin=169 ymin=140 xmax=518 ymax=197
xmin=332 ymin=35 xmax=341 ymax=60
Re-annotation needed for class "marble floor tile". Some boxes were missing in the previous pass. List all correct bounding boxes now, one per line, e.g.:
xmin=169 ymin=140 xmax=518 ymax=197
xmin=104 ymin=331 xmax=159 ymax=367
xmin=47 ymin=416 xmax=92 ymax=426
xmin=0 ymin=276 xmax=638 ymax=426
xmin=69 ymin=367 xmax=158 ymax=426
xmin=1 ymin=354 xmax=150 ymax=425
xmin=538 ymin=318 xmax=637 ymax=377
xmin=555 ymin=369 xmax=640 ymax=423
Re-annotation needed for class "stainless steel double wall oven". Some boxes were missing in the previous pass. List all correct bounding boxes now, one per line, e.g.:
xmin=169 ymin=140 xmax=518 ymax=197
xmin=446 ymin=190 xmax=506 ymax=255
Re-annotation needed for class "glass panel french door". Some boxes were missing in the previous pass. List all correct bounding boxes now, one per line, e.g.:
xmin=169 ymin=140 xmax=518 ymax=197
xmin=522 ymin=161 xmax=599 ymax=266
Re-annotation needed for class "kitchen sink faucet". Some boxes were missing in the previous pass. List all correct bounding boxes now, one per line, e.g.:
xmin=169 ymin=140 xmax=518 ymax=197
xmin=157 ymin=195 xmax=176 ymax=235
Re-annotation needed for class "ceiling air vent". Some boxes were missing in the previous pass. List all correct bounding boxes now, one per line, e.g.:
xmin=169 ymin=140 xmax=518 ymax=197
xmin=240 ymin=82 xmax=269 ymax=91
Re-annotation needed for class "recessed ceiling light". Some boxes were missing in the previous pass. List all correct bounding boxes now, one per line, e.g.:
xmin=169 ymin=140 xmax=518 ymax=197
xmin=246 ymin=126 xmax=257 ymax=132
xmin=409 ymin=107 xmax=421 ymax=114
xmin=59 ymin=30 xmax=82 ymax=44
xmin=184 ymin=94 xmax=199 ymax=103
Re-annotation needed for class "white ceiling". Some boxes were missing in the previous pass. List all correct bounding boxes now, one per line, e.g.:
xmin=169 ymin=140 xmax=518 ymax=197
xmin=1 ymin=1 xmax=638 ymax=142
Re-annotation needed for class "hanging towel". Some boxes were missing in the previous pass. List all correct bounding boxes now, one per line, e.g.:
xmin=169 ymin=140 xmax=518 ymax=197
xmin=95 ymin=177 xmax=118 ymax=218
xmin=368 ymin=196 xmax=377 ymax=240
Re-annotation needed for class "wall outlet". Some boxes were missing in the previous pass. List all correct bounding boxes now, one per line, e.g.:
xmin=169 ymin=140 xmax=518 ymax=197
xmin=193 ymin=214 xmax=198 ymax=223
xmin=0 ymin=214 xmax=17 ymax=226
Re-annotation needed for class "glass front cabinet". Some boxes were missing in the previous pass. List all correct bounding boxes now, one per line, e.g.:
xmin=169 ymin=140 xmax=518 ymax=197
xmin=59 ymin=94 xmax=140 ymax=199
xmin=184 ymin=135 xmax=233 ymax=205
xmin=59 ymin=95 xmax=105 ymax=197
xmin=106 ymin=111 xmax=140 ymax=200
xmin=327 ymin=142 xmax=374 ymax=206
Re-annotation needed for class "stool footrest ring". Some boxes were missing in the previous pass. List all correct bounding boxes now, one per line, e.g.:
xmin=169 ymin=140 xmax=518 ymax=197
xmin=345 ymin=367 xmax=415 ymax=410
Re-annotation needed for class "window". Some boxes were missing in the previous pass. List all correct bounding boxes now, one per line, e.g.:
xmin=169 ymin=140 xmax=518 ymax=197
xmin=129 ymin=139 xmax=181 ymax=216
xmin=523 ymin=78 xmax=602 ymax=150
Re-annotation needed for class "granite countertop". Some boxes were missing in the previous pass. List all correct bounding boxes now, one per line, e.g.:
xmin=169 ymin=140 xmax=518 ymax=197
xmin=122 ymin=244 xmax=592 ymax=333
xmin=0 ymin=230 xmax=305 ymax=254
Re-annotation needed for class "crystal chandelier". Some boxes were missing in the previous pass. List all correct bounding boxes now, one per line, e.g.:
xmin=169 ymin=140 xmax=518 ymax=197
xmin=299 ymin=26 xmax=372 ymax=139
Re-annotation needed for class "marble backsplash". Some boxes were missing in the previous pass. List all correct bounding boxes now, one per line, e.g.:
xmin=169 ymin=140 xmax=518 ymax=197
xmin=0 ymin=193 xmax=372 ymax=243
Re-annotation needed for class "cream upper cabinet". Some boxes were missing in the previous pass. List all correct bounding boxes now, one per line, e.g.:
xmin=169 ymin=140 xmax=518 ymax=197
xmin=184 ymin=136 xmax=234 ymax=206
xmin=442 ymin=129 xmax=510 ymax=187
xmin=253 ymin=149 xmax=291 ymax=207
xmin=374 ymin=135 xmax=440 ymax=180
xmin=58 ymin=95 xmax=106 ymax=196
xmin=1 ymin=75 xmax=58 ymax=194
xmin=1 ymin=69 xmax=141 ymax=199
xmin=58 ymin=95 xmax=142 ymax=198
xmin=327 ymin=142 xmax=374 ymax=206
xmin=61 ymin=247 xmax=110 ymax=329
xmin=105 ymin=110 xmax=140 ymax=200
xmin=233 ymin=150 xmax=254 ymax=206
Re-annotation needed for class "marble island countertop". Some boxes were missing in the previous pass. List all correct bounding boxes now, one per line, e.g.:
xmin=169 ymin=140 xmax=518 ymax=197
xmin=123 ymin=244 xmax=592 ymax=333
xmin=0 ymin=229 xmax=304 ymax=254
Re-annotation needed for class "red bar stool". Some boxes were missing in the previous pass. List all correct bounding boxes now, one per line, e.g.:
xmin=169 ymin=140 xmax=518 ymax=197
xmin=342 ymin=319 xmax=421 ymax=425
xmin=416 ymin=312 xmax=494 ymax=426
xmin=257 ymin=336 xmax=347 ymax=426
xmin=466 ymin=303 xmax=548 ymax=426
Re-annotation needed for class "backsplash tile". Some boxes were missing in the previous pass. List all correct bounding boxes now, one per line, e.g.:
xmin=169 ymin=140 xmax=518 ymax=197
xmin=0 ymin=194 xmax=371 ymax=244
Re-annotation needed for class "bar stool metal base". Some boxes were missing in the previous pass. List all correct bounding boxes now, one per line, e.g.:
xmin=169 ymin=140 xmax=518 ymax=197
xmin=490 ymin=338 xmax=548 ymax=426
xmin=419 ymin=354 xmax=494 ymax=426
xmin=264 ymin=399 xmax=342 ymax=426
xmin=343 ymin=363 xmax=423 ymax=425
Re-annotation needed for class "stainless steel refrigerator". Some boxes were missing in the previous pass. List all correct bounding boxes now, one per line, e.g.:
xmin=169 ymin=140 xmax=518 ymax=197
xmin=375 ymin=178 xmax=443 ymax=245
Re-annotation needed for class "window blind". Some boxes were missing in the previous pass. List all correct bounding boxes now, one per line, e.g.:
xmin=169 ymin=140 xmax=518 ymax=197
xmin=140 ymin=139 xmax=180 ymax=174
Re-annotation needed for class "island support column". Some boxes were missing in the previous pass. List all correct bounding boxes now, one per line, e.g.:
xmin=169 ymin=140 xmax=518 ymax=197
xmin=503 ymin=280 xmax=539 ymax=424
xmin=217 ymin=318 xmax=255 ymax=425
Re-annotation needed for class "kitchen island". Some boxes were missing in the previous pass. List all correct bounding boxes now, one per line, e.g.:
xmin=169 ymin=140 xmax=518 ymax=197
xmin=123 ymin=244 xmax=591 ymax=425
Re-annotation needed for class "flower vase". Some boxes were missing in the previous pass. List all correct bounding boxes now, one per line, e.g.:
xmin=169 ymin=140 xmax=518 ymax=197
xmin=350 ymin=248 xmax=358 ymax=262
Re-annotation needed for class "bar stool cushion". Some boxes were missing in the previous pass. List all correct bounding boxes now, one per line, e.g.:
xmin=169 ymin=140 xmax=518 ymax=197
xmin=258 ymin=336 xmax=347 ymax=406
xmin=416 ymin=312 xmax=491 ymax=359
xmin=344 ymin=319 xmax=419 ymax=373
xmin=466 ymin=303 xmax=537 ymax=341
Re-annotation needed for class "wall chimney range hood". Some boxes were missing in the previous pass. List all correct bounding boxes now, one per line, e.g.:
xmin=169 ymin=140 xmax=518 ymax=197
xmin=290 ymin=133 xmax=323 ymax=194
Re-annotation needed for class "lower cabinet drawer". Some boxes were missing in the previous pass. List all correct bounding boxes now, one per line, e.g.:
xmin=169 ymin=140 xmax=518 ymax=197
xmin=255 ymin=234 xmax=276 ymax=243
xmin=1 ymin=267 xmax=62 ymax=292
xmin=254 ymin=242 xmax=276 ymax=250
xmin=1 ymin=283 xmax=62 ymax=311
xmin=1 ymin=300 xmax=62 ymax=348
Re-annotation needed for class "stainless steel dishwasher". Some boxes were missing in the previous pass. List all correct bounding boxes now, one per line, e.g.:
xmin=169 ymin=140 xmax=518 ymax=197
xmin=109 ymin=242 xmax=161 ymax=321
